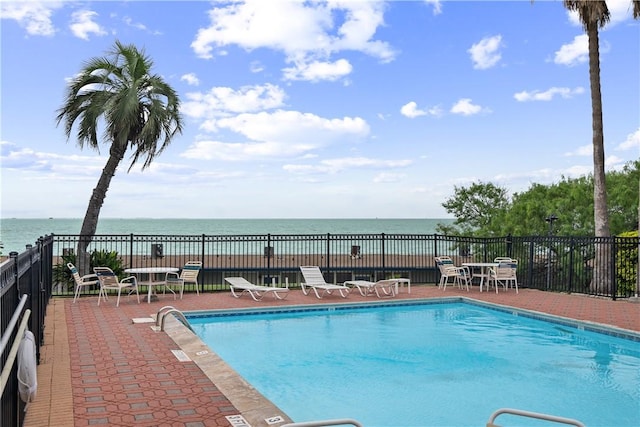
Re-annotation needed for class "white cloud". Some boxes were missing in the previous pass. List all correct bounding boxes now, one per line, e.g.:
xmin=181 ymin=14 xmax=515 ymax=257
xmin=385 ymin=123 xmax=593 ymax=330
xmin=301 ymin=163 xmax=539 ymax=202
xmin=616 ymin=129 xmax=640 ymax=151
xmin=181 ymin=73 xmax=200 ymax=86
xmin=564 ymin=144 xmax=592 ymax=157
xmin=554 ymin=34 xmax=588 ymax=66
xmin=181 ymin=110 xmax=369 ymax=161
xmin=373 ymin=172 xmax=406 ymax=183
xmin=191 ymin=0 xmax=395 ymax=82
xmin=514 ymin=86 xmax=585 ymax=102
xmin=180 ymin=139 xmax=311 ymax=161
xmin=284 ymin=157 xmax=411 ymax=175
xmin=181 ymin=83 xmax=287 ymax=127
xmin=450 ymin=99 xmax=487 ymax=116
xmin=423 ymin=0 xmax=443 ymax=15
xmin=468 ymin=35 xmax=502 ymax=70
xmin=69 ymin=10 xmax=107 ymax=40
xmin=283 ymin=58 xmax=353 ymax=82
xmin=400 ymin=102 xmax=442 ymax=118
xmin=0 ymin=1 xmax=60 ymax=36
xmin=216 ymin=110 xmax=369 ymax=144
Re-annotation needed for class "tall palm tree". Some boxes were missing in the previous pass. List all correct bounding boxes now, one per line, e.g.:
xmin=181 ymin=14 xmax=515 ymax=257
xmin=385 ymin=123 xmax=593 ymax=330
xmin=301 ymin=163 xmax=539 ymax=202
xmin=555 ymin=1 xmax=639 ymax=292
xmin=57 ymin=41 xmax=183 ymax=274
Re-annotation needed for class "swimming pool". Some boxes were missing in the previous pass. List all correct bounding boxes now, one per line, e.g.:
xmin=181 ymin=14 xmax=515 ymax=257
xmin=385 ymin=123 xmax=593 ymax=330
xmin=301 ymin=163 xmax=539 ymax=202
xmin=188 ymin=300 xmax=640 ymax=426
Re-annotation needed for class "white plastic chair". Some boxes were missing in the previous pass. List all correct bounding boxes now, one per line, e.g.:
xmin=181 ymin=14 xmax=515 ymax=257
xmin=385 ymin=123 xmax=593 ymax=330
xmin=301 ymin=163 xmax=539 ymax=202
xmin=164 ymin=261 xmax=202 ymax=299
xmin=435 ymin=256 xmax=469 ymax=291
xmin=488 ymin=260 xmax=518 ymax=293
xmin=94 ymin=266 xmax=140 ymax=307
xmin=68 ymin=262 xmax=99 ymax=303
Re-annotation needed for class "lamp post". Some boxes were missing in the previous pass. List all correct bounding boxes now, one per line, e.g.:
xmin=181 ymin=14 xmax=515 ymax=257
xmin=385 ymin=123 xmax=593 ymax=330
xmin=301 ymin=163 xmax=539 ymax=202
xmin=545 ymin=214 xmax=558 ymax=290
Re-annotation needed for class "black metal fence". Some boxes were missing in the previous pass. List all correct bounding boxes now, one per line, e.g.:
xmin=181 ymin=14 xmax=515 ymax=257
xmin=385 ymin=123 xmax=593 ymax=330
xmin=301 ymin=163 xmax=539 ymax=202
xmin=0 ymin=232 xmax=638 ymax=425
xmin=1 ymin=236 xmax=53 ymax=427
xmin=49 ymin=232 xmax=639 ymax=299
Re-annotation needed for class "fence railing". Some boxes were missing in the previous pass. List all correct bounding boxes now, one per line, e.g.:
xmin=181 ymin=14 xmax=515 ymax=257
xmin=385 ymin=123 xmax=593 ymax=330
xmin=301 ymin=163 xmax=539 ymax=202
xmin=1 ymin=235 xmax=53 ymax=427
xmin=48 ymin=233 xmax=639 ymax=299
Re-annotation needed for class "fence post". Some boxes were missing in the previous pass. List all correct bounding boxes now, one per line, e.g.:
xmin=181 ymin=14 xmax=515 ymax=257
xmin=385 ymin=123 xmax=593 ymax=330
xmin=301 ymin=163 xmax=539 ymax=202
xmin=381 ymin=233 xmax=386 ymax=278
xmin=611 ymin=238 xmax=617 ymax=300
xmin=325 ymin=234 xmax=331 ymax=272
xmin=129 ymin=233 xmax=134 ymax=268
xmin=568 ymin=238 xmax=575 ymax=293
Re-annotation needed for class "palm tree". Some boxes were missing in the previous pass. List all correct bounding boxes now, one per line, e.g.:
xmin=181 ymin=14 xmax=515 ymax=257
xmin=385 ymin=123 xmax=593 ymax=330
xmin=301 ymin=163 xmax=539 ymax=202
xmin=57 ymin=41 xmax=183 ymax=274
xmin=550 ymin=1 xmax=639 ymax=292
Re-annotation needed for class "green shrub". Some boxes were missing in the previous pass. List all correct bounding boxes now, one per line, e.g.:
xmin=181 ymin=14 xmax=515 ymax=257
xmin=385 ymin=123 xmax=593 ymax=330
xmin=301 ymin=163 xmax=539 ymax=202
xmin=615 ymin=231 xmax=638 ymax=297
xmin=52 ymin=249 xmax=125 ymax=293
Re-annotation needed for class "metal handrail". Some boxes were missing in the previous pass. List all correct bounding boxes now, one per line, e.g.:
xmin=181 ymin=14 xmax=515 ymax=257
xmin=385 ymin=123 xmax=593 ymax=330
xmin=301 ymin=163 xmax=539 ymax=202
xmin=0 ymin=308 xmax=32 ymax=397
xmin=281 ymin=419 xmax=363 ymax=427
xmin=486 ymin=408 xmax=585 ymax=427
xmin=155 ymin=305 xmax=177 ymax=327
xmin=158 ymin=308 xmax=194 ymax=333
xmin=0 ymin=294 xmax=28 ymax=355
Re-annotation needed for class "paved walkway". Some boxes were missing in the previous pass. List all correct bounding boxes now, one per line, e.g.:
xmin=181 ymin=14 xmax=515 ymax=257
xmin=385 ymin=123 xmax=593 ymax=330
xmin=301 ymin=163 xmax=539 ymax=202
xmin=23 ymin=285 xmax=640 ymax=427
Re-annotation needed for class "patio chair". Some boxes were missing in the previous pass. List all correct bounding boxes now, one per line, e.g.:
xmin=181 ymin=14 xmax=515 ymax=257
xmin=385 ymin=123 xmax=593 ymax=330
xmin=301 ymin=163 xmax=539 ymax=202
xmin=344 ymin=279 xmax=397 ymax=298
xmin=435 ymin=256 xmax=469 ymax=291
xmin=94 ymin=266 xmax=140 ymax=307
xmin=299 ymin=266 xmax=350 ymax=299
xmin=225 ymin=277 xmax=289 ymax=301
xmin=164 ymin=261 xmax=202 ymax=299
xmin=67 ymin=262 xmax=99 ymax=303
xmin=487 ymin=260 xmax=518 ymax=294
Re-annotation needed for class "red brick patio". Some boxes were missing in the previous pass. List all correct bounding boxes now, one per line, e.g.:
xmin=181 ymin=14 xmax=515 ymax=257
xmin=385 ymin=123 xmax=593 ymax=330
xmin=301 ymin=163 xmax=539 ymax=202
xmin=23 ymin=284 xmax=640 ymax=427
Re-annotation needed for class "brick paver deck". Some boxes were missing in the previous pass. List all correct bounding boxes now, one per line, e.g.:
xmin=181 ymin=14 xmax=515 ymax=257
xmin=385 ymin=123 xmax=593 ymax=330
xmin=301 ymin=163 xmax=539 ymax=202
xmin=23 ymin=285 xmax=640 ymax=427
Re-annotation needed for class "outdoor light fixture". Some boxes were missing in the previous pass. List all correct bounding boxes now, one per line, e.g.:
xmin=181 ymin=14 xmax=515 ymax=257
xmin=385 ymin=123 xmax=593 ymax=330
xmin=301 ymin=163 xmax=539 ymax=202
xmin=545 ymin=214 xmax=558 ymax=235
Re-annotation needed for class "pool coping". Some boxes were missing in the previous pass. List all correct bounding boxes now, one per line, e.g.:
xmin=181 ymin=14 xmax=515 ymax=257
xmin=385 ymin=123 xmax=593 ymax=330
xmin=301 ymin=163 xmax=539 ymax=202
xmin=163 ymin=296 xmax=640 ymax=426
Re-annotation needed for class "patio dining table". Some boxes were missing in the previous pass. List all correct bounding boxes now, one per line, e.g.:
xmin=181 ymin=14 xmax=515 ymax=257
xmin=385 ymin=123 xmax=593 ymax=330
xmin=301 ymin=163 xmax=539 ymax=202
xmin=124 ymin=267 xmax=179 ymax=303
xmin=461 ymin=262 xmax=498 ymax=292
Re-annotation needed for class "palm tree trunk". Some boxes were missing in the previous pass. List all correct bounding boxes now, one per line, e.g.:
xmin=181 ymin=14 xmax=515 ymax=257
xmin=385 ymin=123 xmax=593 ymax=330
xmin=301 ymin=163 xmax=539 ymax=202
xmin=586 ymin=22 xmax=611 ymax=294
xmin=77 ymin=144 xmax=126 ymax=275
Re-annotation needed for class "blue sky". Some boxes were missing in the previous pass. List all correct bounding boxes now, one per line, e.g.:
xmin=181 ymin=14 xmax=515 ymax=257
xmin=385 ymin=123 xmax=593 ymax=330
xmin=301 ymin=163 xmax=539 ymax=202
xmin=1 ymin=0 xmax=638 ymax=220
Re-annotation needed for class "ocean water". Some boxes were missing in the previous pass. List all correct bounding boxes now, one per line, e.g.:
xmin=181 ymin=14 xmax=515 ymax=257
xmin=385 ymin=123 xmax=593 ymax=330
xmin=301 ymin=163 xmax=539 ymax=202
xmin=0 ymin=218 xmax=452 ymax=255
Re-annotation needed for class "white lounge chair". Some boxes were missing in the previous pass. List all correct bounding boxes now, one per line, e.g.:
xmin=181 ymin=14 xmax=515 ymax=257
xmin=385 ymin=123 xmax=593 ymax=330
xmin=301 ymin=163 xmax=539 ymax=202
xmin=225 ymin=277 xmax=289 ymax=301
xmin=344 ymin=279 xmax=397 ymax=298
xmin=299 ymin=266 xmax=350 ymax=299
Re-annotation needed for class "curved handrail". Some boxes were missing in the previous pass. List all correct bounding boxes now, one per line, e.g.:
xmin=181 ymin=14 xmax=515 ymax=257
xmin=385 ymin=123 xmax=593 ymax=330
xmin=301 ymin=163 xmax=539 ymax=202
xmin=155 ymin=305 xmax=177 ymax=327
xmin=281 ymin=419 xmax=363 ymax=427
xmin=486 ymin=408 xmax=585 ymax=427
xmin=159 ymin=308 xmax=194 ymax=333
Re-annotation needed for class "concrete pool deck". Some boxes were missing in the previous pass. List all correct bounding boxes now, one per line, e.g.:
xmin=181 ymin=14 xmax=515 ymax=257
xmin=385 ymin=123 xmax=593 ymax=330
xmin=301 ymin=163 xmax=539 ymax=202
xmin=23 ymin=285 xmax=640 ymax=427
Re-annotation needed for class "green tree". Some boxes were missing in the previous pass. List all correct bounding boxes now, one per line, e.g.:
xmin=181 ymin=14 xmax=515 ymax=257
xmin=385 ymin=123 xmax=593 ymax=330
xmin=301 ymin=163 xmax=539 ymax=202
xmin=438 ymin=160 xmax=639 ymax=238
xmin=56 ymin=41 xmax=183 ymax=274
xmin=436 ymin=182 xmax=510 ymax=236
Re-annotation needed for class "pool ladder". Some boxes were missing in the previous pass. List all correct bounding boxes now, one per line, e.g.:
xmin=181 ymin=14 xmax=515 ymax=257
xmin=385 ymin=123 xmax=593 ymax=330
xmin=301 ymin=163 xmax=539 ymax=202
xmin=282 ymin=419 xmax=362 ymax=427
xmin=486 ymin=408 xmax=585 ymax=427
xmin=155 ymin=306 xmax=194 ymax=333
xmin=280 ymin=409 xmax=585 ymax=427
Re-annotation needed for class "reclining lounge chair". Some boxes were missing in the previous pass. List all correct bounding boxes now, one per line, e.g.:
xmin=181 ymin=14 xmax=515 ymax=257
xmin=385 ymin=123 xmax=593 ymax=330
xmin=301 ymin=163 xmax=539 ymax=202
xmin=299 ymin=266 xmax=350 ymax=299
xmin=225 ymin=277 xmax=289 ymax=301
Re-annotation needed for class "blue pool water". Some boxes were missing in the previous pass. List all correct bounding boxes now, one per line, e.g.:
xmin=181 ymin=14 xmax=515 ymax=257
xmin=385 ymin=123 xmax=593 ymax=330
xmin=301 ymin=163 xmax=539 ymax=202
xmin=189 ymin=301 xmax=640 ymax=426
